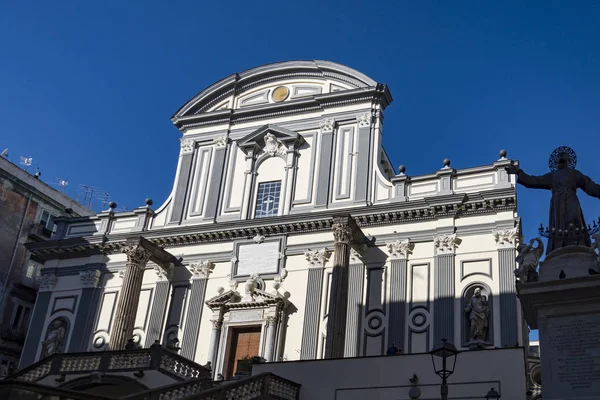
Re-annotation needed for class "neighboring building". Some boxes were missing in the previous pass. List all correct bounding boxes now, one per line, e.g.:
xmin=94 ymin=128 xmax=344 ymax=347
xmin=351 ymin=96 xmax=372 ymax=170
xmin=0 ymin=156 xmax=92 ymax=373
xmin=11 ymin=61 xmax=527 ymax=398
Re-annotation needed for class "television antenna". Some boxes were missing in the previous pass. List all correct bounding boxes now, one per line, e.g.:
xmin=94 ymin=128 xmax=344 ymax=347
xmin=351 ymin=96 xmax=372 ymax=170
xmin=77 ymin=184 xmax=101 ymax=209
xmin=95 ymin=191 xmax=111 ymax=210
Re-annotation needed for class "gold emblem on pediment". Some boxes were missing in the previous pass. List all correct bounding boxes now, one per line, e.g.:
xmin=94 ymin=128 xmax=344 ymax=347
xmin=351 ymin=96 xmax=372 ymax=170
xmin=272 ymin=86 xmax=290 ymax=103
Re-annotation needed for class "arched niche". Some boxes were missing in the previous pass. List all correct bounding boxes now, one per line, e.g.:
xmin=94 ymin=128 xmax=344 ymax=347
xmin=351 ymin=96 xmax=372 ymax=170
xmin=41 ymin=317 xmax=70 ymax=359
xmin=461 ymin=283 xmax=494 ymax=348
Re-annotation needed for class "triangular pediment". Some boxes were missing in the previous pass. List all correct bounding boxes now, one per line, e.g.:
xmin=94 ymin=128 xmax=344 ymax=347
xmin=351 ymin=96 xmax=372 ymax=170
xmin=238 ymin=124 xmax=303 ymax=149
xmin=205 ymin=289 xmax=284 ymax=310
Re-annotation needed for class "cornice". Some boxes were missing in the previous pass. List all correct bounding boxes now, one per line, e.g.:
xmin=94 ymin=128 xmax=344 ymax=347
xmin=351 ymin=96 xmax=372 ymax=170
xmin=26 ymin=188 xmax=516 ymax=260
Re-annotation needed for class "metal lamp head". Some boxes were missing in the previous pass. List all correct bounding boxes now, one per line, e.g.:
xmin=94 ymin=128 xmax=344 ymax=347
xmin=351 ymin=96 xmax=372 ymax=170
xmin=430 ymin=339 xmax=458 ymax=379
xmin=485 ymin=388 xmax=500 ymax=399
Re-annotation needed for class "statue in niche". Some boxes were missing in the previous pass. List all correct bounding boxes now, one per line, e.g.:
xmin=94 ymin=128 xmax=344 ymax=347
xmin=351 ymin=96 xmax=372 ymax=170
xmin=41 ymin=319 xmax=67 ymax=358
xmin=515 ymin=238 xmax=544 ymax=283
xmin=506 ymin=146 xmax=600 ymax=254
xmin=465 ymin=288 xmax=489 ymax=342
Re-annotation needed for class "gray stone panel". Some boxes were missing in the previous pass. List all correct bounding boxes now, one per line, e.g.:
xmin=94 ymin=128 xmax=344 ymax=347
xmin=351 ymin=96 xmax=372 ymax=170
xmin=434 ymin=254 xmax=455 ymax=346
xmin=144 ymin=281 xmax=170 ymax=347
xmin=19 ymin=292 xmax=52 ymax=368
xmin=169 ymin=154 xmax=194 ymax=224
xmin=300 ymin=267 xmax=324 ymax=360
xmin=499 ymin=248 xmax=519 ymax=347
xmin=335 ymin=127 xmax=355 ymax=200
xmin=203 ymin=147 xmax=227 ymax=221
xmin=353 ymin=126 xmax=371 ymax=203
xmin=344 ymin=263 xmax=365 ymax=357
xmin=388 ymin=259 xmax=407 ymax=351
xmin=315 ymin=131 xmax=334 ymax=207
xmin=68 ymin=287 xmax=100 ymax=352
xmin=180 ymin=278 xmax=208 ymax=359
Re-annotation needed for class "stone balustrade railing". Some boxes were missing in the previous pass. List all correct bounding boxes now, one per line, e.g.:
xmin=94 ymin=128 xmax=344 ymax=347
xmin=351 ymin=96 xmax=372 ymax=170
xmin=11 ymin=348 xmax=211 ymax=383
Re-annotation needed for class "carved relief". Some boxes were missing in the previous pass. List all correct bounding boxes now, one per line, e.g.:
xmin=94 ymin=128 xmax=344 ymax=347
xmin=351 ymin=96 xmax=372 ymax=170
xmin=304 ymin=248 xmax=332 ymax=268
xmin=180 ymin=138 xmax=195 ymax=154
xmin=253 ymin=234 xmax=265 ymax=244
xmin=319 ymin=118 xmax=334 ymax=133
xmin=37 ymin=273 xmax=57 ymax=290
xmin=189 ymin=261 xmax=215 ymax=279
xmin=262 ymin=132 xmax=287 ymax=157
xmin=122 ymin=245 xmax=151 ymax=266
xmin=492 ymin=228 xmax=519 ymax=248
xmin=265 ymin=315 xmax=278 ymax=328
xmin=80 ymin=270 xmax=102 ymax=288
xmin=357 ymin=113 xmax=371 ymax=128
xmin=333 ymin=222 xmax=353 ymax=244
xmin=387 ymin=239 xmax=413 ymax=259
xmin=213 ymin=135 xmax=228 ymax=148
xmin=433 ymin=234 xmax=459 ymax=255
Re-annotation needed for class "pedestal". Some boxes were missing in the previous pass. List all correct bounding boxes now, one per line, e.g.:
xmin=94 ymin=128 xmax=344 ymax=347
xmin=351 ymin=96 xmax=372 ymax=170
xmin=518 ymin=247 xmax=600 ymax=400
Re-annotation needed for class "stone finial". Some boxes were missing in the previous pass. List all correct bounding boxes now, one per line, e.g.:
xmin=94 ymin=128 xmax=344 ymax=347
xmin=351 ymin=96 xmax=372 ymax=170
xmin=387 ymin=239 xmax=413 ymax=259
xmin=433 ymin=233 xmax=459 ymax=255
xmin=492 ymin=228 xmax=518 ymax=248
xmin=180 ymin=138 xmax=195 ymax=154
xmin=189 ymin=261 xmax=215 ymax=279
xmin=80 ymin=269 xmax=102 ymax=288
xmin=499 ymin=149 xmax=507 ymax=160
xmin=398 ymin=165 xmax=406 ymax=175
xmin=108 ymin=201 xmax=117 ymax=210
xmin=442 ymin=159 xmax=451 ymax=169
xmin=304 ymin=248 xmax=332 ymax=268
xmin=145 ymin=198 xmax=153 ymax=207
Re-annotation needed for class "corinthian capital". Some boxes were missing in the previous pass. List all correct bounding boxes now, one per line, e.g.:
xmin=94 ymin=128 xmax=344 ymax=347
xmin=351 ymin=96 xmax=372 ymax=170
xmin=319 ymin=118 xmax=334 ymax=133
xmin=180 ymin=138 xmax=195 ymax=154
xmin=492 ymin=228 xmax=519 ymax=248
xmin=80 ymin=269 xmax=102 ymax=288
xmin=304 ymin=248 xmax=332 ymax=268
xmin=122 ymin=245 xmax=151 ymax=266
xmin=333 ymin=222 xmax=353 ymax=244
xmin=433 ymin=233 xmax=460 ymax=255
xmin=357 ymin=113 xmax=371 ymax=128
xmin=189 ymin=261 xmax=215 ymax=279
xmin=387 ymin=239 xmax=413 ymax=259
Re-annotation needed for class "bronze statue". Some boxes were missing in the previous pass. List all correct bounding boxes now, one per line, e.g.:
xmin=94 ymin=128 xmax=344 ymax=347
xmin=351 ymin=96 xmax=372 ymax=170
xmin=506 ymin=146 xmax=600 ymax=254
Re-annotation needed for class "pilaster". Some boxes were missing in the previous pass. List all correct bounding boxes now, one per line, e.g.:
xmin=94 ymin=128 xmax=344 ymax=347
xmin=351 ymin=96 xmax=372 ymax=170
xmin=19 ymin=291 xmax=52 ymax=368
xmin=69 ymin=270 xmax=102 ymax=352
xmin=180 ymin=261 xmax=214 ymax=359
xmin=433 ymin=234 xmax=458 ymax=346
xmin=314 ymin=118 xmax=335 ymax=208
xmin=386 ymin=239 xmax=413 ymax=351
xmin=344 ymin=249 xmax=365 ymax=357
xmin=203 ymin=136 xmax=228 ymax=221
xmin=170 ymin=138 xmax=196 ymax=224
xmin=353 ymin=113 xmax=372 ymax=203
xmin=300 ymin=248 xmax=330 ymax=360
xmin=145 ymin=278 xmax=171 ymax=347
xmin=110 ymin=244 xmax=151 ymax=350
xmin=493 ymin=228 xmax=520 ymax=346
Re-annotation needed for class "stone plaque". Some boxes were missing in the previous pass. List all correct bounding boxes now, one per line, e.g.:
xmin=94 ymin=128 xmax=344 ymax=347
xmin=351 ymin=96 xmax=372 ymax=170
xmin=544 ymin=313 xmax=600 ymax=396
xmin=229 ymin=309 xmax=264 ymax=322
xmin=236 ymin=241 xmax=280 ymax=276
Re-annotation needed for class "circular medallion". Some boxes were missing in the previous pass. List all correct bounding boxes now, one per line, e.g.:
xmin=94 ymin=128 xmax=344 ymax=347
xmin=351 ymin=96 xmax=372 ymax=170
xmin=272 ymin=86 xmax=290 ymax=103
xmin=548 ymin=146 xmax=577 ymax=171
xmin=411 ymin=312 xmax=427 ymax=328
xmin=93 ymin=336 xmax=105 ymax=349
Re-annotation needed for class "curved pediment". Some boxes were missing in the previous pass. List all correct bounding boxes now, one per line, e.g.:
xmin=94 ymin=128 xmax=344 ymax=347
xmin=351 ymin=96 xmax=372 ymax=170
xmin=172 ymin=60 xmax=379 ymax=118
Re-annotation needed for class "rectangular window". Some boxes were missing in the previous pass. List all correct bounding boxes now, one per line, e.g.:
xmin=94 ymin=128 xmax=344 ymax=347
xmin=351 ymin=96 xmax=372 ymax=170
xmin=254 ymin=181 xmax=281 ymax=218
xmin=39 ymin=210 xmax=57 ymax=237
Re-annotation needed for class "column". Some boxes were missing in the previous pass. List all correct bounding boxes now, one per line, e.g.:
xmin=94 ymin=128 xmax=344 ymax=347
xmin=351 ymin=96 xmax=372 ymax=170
xmin=344 ymin=249 xmax=365 ymax=357
xmin=433 ymin=234 xmax=458 ymax=346
xmin=69 ymin=270 xmax=102 ymax=352
xmin=493 ymin=228 xmax=520 ymax=347
xmin=144 ymin=275 xmax=171 ymax=347
xmin=325 ymin=214 xmax=365 ymax=359
xmin=170 ymin=138 xmax=195 ymax=224
xmin=180 ymin=261 xmax=214 ymax=359
xmin=386 ymin=239 xmax=412 ymax=352
xmin=300 ymin=249 xmax=330 ymax=360
xmin=110 ymin=244 xmax=151 ymax=350
xmin=207 ymin=317 xmax=223 ymax=371
xmin=314 ymin=119 xmax=334 ymax=208
xmin=263 ymin=316 xmax=278 ymax=362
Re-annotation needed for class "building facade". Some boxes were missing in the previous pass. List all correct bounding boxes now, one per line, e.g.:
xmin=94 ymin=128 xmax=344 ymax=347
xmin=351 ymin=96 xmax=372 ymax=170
xmin=0 ymin=156 xmax=91 ymax=372
xmin=21 ymin=61 xmax=523 ymax=380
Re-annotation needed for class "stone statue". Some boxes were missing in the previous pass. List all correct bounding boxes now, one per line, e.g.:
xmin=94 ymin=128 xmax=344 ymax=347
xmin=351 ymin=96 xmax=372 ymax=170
xmin=465 ymin=288 xmax=489 ymax=342
xmin=515 ymin=238 xmax=544 ymax=283
xmin=243 ymin=273 xmax=260 ymax=302
xmin=166 ymin=337 xmax=181 ymax=353
xmin=506 ymin=147 xmax=600 ymax=254
xmin=41 ymin=319 xmax=67 ymax=358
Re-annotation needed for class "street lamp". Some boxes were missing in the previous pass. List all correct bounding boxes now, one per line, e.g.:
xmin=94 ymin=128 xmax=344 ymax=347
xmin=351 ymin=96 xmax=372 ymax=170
xmin=485 ymin=388 xmax=501 ymax=399
xmin=430 ymin=338 xmax=458 ymax=400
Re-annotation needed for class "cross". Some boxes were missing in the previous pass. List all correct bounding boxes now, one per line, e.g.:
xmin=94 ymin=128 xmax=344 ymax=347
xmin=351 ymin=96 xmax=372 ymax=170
xmin=263 ymin=196 xmax=274 ymax=211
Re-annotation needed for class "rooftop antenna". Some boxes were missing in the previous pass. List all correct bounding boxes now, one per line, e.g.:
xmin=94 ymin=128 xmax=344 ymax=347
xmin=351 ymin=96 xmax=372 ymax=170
xmin=19 ymin=156 xmax=32 ymax=172
xmin=77 ymin=184 xmax=100 ymax=210
xmin=95 ymin=191 xmax=111 ymax=210
xmin=57 ymin=178 xmax=69 ymax=192
xmin=0 ymin=149 xmax=8 ymax=158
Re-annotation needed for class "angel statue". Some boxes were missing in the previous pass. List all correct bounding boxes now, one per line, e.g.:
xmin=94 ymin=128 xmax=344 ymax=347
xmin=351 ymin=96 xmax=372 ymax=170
xmin=515 ymin=238 xmax=544 ymax=283
xmin=506 ymin=146 xmax=600 ymax=254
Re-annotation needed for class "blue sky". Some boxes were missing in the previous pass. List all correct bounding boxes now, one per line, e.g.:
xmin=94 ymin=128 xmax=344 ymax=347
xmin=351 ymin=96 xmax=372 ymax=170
xmin=2 ymin=1 xmax=600 ymax=340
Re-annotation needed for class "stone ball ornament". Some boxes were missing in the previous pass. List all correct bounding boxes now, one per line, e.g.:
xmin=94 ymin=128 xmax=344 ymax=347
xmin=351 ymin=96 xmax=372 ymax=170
xmin=145 ymin=198 xmax=153 ymax=206
xmin=398 ymin=165 xmax=406 ymax=174
xmin=499 ymin=149 xmax=507 ymax=159
xmin=108 ymin=201 xmax=117 ymax=209
xmin=548 ymin=145 xmax=577 ymax=171
xmin=443 ymin=158 xmax=451 ymax=168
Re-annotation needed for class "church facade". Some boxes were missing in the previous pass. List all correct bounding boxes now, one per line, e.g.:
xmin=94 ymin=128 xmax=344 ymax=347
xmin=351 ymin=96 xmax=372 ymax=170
xmin=21 ymin=61 xmax=523 ymax=380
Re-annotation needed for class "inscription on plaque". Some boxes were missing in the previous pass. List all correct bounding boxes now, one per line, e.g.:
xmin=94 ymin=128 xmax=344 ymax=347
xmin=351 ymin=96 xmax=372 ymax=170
xmin=236 ymin=241 xmax=280 ymax=276
xmin=545 ymin=313 xmax=600 ymax=395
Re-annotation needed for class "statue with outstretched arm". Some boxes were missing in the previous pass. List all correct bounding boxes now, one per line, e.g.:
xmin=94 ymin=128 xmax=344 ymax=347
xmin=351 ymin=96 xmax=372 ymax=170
xmin=506 ymin=147 xmax=600 ymax=254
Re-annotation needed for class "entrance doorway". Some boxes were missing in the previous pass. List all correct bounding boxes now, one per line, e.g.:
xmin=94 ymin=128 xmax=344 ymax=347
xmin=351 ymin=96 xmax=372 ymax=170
xmin=225 ymin=326 xmax=262 ymax=379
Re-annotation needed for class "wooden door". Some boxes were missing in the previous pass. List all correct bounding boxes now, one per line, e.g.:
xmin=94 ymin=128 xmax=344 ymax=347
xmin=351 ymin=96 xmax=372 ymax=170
xmin=226 ymin=326 xmax=262 ymax=378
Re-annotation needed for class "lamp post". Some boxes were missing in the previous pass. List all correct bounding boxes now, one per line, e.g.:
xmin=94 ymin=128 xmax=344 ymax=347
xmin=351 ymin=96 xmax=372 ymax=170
xmin=430 ymin=338 xmax=458 ymax=400
xmin=485 ymin=388 xmax=500 ymax=399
